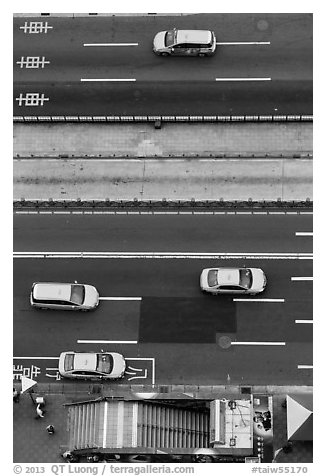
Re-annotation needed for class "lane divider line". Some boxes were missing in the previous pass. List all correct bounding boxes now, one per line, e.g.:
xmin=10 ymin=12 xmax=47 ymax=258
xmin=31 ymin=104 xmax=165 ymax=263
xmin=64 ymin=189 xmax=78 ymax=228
xmin=81 ymin=78 xmax=136 ymax=82
xmin=13 ymin=252 xmax=313 ymax=260
xmin=231 ymin=341 xmax=286 ymax=346
xmin=297 ymin=365 xmax=313 ymax=369
xmin=77 ymin=340 xmax=138 ymax=344
xmin=295 ymin=232 xmax=313 ymax=236
xmin=13 ymin=356 xmax=58 ymax=360
xmin=291 ymin=277 xmax=313 ymax=281
xmin=233 ymin=298 xmax=285 ymax=302
xmin=83 ymin=43 xmax=139 ymax=46
xmin=99 ymin=297 xmax=142 ymax=301
xmin=216 ymin=41 xmax=271 ymax=45
xmin=215 ymin=77 xmax=271 ymax=81
xmin=295 ymin=320 xmax=313 ymax=324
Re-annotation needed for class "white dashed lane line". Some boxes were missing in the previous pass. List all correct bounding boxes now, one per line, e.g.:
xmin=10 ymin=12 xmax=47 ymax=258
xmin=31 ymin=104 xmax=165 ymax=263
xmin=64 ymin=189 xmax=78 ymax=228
xmin=216 ymin=41 xmax=271 ymax=45
xmin=77 ymin=340 xmax=138 ymax=344
xmin=81 ymin=78 xmax=136 ymax=82
xmin=83 ymin=43 xmax=139 ymax=47
xmin=291 ymin=277 xmax=313 ymax=281
xmin=233 ymin=298 xmax=285 ymax=302
xmin=215 ymin=77 xmax=271 ymax=81
xmin=295 ymin=232 xmax=313 ymax=236
xmin=295 ymin=320 xmax=313 ymax=324
xmin=297 ymin=365 xmax=313 ymax=369
xmin=99 ymin=297 xmax=142 ymax=301
xmin=231 ymin=341 xmax=286 ymax=346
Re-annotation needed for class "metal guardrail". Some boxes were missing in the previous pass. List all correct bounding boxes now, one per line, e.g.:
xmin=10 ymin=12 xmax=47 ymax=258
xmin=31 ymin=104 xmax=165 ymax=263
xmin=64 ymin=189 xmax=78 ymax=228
xmin=13 ymin=199 xmax=313 ymax=210
xmin=13 ymin=115 xmax=313 ymax=123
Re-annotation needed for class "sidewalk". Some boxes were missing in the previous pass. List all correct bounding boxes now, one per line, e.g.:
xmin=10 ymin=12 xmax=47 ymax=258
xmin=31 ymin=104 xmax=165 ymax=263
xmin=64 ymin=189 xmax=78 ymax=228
xmin=13 ymin=123 xmax=313 ymax=201
xmin=13 ymin=385 xmax=313 ymax=464
xmin=14 ymin=123 xmax=312 ymax=158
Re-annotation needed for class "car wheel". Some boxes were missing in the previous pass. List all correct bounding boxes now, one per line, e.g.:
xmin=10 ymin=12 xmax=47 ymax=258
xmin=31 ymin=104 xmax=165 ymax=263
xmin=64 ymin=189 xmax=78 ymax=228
xmin=160 ymin=52 xmax=169 ymax=57
xmin=198 ymin=53 xmax=207 ymax=57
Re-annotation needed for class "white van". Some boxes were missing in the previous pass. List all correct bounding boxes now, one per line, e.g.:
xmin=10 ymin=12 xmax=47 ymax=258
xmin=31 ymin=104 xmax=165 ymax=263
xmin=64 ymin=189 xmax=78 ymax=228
xmin=153 ymin=29 xmax=216 ymax=57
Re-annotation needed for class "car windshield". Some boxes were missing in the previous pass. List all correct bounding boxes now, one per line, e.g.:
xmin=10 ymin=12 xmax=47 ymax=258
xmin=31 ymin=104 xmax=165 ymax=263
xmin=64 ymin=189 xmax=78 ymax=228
xmin=70 ymin=284 xmax=85 ymax=305
xmin=64 ymin=354 xmax=75 ymax=371
xmin=165 ymin=30 xmax=176 ymax=47
xmin=96 ymin=354 xmax=113 ymax=374
xmin=239 ymin=269 xmax=253 ymax=289
xmin=207 ymin=270 xmax=219 ymax=287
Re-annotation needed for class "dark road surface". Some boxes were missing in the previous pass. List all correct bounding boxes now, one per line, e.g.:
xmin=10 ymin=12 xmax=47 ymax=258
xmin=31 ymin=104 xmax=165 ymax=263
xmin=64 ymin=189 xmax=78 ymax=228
xmin=13 ymin=13 xmax=312 ymax=116
xmin=13 ymin=210 xmax=313 ymax=386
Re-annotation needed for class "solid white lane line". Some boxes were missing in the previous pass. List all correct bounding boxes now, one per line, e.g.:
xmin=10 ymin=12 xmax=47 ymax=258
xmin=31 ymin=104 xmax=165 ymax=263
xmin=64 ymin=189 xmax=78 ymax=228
xmin=216 ymin=77 xmax=271 ymax=81
xmin=295 ymin=320 xmax=313 ymax=324
xmin=13 ymin=252 xmax=313 ymax=259
xmin=295 ymin=232 xmax=313 ymax=236
xmin=81 ymin=78 xmax=136 ymax=82
xmin=233 ymin=298 xmax=285 ymax=302
xmin=83 ymin=43 xmax=139 ymax=46
xmin=216 ymin=41 xmax=271 ymax=45
xmin=99 ymin=297 xmax=142 ymax=301
xmin=231 ymin=341 xmax=286 ymax=346
xmin=298 ymin=365 xmax=313 ymax=369
xmin=77 ymin=340 xmax=138 ymax=344
xmin=291 ymin=277 xmax=313 ymax=281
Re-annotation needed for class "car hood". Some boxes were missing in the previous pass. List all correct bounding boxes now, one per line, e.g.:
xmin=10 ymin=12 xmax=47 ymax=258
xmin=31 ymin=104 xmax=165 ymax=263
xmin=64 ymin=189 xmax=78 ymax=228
xmin=251 ymin=268 xmax=267 ymax=293
xmin=153 ymin=31 xmax=166 ymax=50
xmin=84 ymin=285 xmax=99 ymax=307
xmin=110 ymin=352 xmax=126 ymax=378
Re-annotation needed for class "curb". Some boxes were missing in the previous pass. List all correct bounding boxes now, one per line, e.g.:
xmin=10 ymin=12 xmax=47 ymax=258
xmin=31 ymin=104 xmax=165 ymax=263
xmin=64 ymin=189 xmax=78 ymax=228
xmin=13 ymin=115 xmax=313 ymax=123
xmin=14 ymin=153 xmax=313 ymax=159
xmin=14 ymin=199 xmax=313 ymax=210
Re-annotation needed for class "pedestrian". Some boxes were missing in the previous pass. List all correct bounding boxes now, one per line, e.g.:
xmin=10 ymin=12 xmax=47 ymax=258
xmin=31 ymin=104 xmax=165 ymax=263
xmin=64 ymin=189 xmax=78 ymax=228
xmin=46 ymin=425 xmax=55 ymax=434
xmin=13 ymin=387 xmax=20 ymax=403
xmin=36 ymin=403 xmax=45 ymax=418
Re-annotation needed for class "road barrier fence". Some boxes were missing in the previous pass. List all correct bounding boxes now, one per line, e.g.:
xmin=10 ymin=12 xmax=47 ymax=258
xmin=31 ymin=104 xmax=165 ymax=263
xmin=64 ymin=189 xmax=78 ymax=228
xmin=14 ymin=198 xmax=312 ymax=210
xmin=13 ymin=115 xmax=313 ymax=124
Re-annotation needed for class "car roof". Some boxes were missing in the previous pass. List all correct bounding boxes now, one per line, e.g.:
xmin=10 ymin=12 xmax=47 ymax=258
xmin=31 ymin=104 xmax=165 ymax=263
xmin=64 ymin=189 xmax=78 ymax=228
xmin=217 ymin=269 xmax=240 ymax=286
xmin=33 ymin=283 xmax=71 ymax=301
xmin=176 ymin=30 xmax=212 ymax=44
xmin=73 ymin=353 xmax=97 ymax=371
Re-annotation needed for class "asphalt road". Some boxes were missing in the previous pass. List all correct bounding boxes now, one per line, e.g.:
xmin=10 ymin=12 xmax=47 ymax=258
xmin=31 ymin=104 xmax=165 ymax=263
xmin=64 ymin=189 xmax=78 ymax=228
xmin=13 ymin=14 xmax=312 ymax=116
xmin=13 ymin=211 xmax=313 ymax=386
